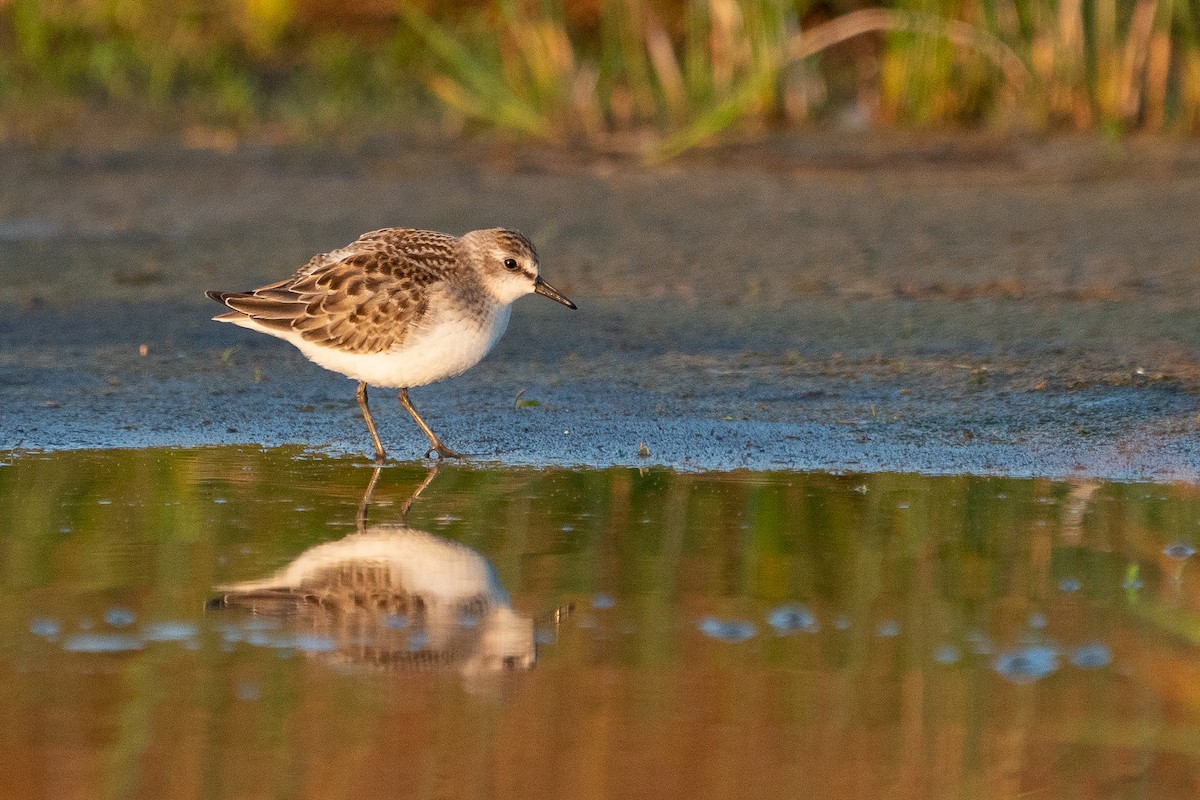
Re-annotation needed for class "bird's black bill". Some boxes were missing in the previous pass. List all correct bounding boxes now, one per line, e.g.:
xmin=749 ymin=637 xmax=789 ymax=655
xmin=534 ymin=277 xmax=577 ymax=309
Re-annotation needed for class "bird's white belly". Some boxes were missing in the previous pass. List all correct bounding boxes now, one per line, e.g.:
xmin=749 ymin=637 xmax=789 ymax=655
xmin=285 ymin=305 xmax=511 ymax=389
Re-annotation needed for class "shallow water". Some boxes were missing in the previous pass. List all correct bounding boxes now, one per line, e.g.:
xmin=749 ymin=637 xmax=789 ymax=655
xmin=2 ymin=448 xmax=1199 ymax=799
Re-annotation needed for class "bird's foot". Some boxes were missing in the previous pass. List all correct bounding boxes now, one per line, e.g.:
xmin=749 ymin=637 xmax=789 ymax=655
xmin=424 ymin=443 xmax=469 ymax=460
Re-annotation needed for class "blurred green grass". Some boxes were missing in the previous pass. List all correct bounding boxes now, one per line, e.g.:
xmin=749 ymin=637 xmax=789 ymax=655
xmin=2 ymin=0 xmax=1199 ymax=155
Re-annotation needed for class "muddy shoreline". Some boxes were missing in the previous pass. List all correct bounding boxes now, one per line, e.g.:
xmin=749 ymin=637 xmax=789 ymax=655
xmin=3 ymin=134 xmax=1199 ymax=479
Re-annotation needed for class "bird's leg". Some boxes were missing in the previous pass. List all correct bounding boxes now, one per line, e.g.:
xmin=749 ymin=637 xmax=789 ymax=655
xmin=355 ymin=381 xmax=387 ymax=463
xmin=356 ymin=464 xmax=383 ymax=531
xmin=399 ymin=464 xmax=441 ymax=523
xmin=398 ymin=387 xmax=466 ymax=460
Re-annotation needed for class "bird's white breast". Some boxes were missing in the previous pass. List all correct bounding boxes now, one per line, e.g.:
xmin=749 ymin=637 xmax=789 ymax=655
xmin=280 ymin=302 xmax=512 ymax=389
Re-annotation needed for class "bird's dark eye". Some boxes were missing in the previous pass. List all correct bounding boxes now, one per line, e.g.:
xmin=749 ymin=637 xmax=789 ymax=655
xmin=503 ymin=258 xmax=519 ymax=271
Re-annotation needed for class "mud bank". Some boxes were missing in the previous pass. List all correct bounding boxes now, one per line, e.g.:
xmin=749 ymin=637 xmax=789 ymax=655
xmin=2 ymin=135 xmax=1199 ymax=478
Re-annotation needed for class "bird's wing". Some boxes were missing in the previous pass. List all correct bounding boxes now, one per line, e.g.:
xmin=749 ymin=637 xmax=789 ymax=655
xmin=208 ymin=229 xmax=458 ymax=353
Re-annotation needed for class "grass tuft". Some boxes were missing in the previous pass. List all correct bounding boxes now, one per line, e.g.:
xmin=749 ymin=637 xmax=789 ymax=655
xmin=2 ymin=1 xmax=1199 ymax=154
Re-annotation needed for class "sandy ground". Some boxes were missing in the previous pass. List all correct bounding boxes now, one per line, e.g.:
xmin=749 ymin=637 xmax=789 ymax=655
xmin=2 ymin=132 xmax=1200 ymax=479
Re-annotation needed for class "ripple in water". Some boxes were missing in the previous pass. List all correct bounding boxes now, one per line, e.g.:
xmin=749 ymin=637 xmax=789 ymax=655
xmin=105 ymin=607 xmax=135 ymax=627
xmin=934 ymin=644 xmax=961 ymax=664
xmin=1058 ymin=577 xmax=1082 ymax=593
xmin=30 ymin=618 xmax=60 ymax=639
xmin=591 ymin=593 xmax=616 ymax=610
xmin=876 ymin=620 xmax=901 ymax=637
xmin=1163 ymin=543 xmax=1196 ymax=560
xmin=698 ymin=616 xmax=757 ymax=642
xmin=260 ymin=633 xmax=336 ymax=652
xmin=766 ymin=604 xmax=819 ymax=634
xmin=994 ymin=645 xmax=1058 ymax=684
xmin=141 ymin=621 xmax=198 ymax=642
xmin=62 ymin=633 xmax=145 ymax=653
xmin=1070 ymin=642 xmax=1112 ymax=669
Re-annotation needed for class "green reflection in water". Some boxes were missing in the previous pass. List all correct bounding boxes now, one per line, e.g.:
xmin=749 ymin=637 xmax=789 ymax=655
xmin=1 ymin=447 xmax=1199 ymax=799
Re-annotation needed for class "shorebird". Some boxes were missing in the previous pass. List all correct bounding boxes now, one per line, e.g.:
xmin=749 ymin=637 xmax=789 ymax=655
xmin=207 ymin=227 xmax=576 ymax=460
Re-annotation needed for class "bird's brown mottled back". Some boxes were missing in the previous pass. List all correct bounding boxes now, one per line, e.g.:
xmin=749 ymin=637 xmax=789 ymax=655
xmin=209 ymin=228 xmax=469 ymax=354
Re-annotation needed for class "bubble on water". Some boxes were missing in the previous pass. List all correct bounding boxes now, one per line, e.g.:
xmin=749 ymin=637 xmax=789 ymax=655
xmin=30 ymin=618 xmax=61 ymax=638
xmin=236 ymin=682 xmax=260 ymax=701
xmin=876 ymin=620 xmax=901 ymax=637
xmin=1163 ymin=543 xmax=1196 ymax=560
xmin=698 ymin=616 xmax=757 ymax=642
xmin=97 ymin=499 xmax=112 ymax=506
xmin=1058 ymin=577 xmax=1082 ymax=593
xmin=934 ymin=644 xmax=961 ymax=665
xmin=1027 ymin=612 xmax=1048 ymax=629
xmin=560 ymin=524 xmax=574 ymax=532
xmin=62 ymin=633 xmax=145 ymax=653
xmin=105 ymin=607 xmax=135 ymax=627
xmin=994 ymin=645 xmax=1058 ymax=684
xmin=141 ymin=621 xmax=198 ymax=642
xmin=897 ymin=503 xmax=910 ymax=510
xmin=1070 ymin=643 xmax=1112 ymax=669
xmin=58 ymin=526 xmax=72 ymax=535
xmin=213 ymin=497 xmax=227 ymax=505
xmin=767 ymin=604 xmax=819 ymax=634
xmin=591 ymin=593 xmax=615 ymax=610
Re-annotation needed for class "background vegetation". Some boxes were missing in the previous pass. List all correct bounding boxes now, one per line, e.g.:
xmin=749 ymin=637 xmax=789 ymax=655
xmin=2 ymin=0 xmax=1199 ymax=155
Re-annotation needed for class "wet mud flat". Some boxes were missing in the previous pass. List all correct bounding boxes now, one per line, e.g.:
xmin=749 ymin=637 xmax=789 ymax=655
xmin=2 ymin=134 xmax=1200 ymax=476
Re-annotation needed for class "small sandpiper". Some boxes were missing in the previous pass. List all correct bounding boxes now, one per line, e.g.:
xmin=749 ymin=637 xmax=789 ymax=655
xmin=207 ymin=227 xmax=577 ymax=460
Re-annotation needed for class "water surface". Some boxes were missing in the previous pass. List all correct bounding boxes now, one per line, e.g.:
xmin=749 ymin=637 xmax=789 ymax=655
xmin=2 ymin=448 xmax=1199 ymax=798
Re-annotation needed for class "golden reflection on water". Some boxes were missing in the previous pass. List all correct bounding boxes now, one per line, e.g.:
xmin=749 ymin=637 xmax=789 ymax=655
xmin=1 ymin=447 xmax=1199 ymax=799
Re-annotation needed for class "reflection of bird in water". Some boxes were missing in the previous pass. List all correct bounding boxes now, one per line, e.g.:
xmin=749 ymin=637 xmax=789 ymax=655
xmin=207 ymin=467 xmax=546 ymax=674
xmin=1060 ymin=480 xmax=1102 ymax=546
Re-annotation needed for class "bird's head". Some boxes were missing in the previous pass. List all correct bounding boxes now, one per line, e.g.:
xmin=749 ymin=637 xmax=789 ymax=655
xmin=461 ymin=228 xmax=576 ymax=309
